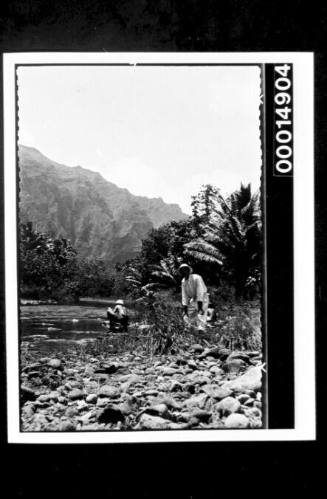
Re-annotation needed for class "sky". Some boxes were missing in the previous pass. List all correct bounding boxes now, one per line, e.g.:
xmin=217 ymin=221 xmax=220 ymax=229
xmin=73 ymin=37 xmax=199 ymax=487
xmin=17 ymin=65 xmax=262 ymax=214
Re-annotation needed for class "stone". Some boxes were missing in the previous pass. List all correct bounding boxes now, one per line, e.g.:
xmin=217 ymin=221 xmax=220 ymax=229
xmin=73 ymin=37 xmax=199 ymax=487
xmin=184 ymin=393 xmax=209 ymax=410
xmin=22 ymin=404 xmax=35 ymax=418
xmin=170 ymin=380 xmax=184 ymax=392
xmin=65 ymin=407 xmax=79 ymax=417
xmin=167 ymin=422 xmax=189 ymax=430
xmin=224 ymin=413 xmax=249 ymax=428
xmin=86 ymin=394 xmax=98 ymax=404
xmin=97 ymin=405 xmax=125 ymax=424
xmin=226 ymin=352 xmax=250 ymax=363
xmin=215 ymin=397 xmax=241 ymax=416
xmin=38 ymin=394 xmax=51 ymax=403
xmin=190 ymin=344 xmax=204 ymax=353
xmin=243 ymin=407 xmax=262 ymax=419
xmin=58 ymin=396 xmax=67 ymax=404
xmin=97 ymin=397 xmax=110 ymax=407
xmin=49 ymin=391 xmax=60 ymax=401
xmin=138 ymin=414 xmax=171 ymax=430
xmin=98 ymin=385 xmax=120 ymax=399
xmin=160 ymin=367 xmax=180 ymax=376
xmin=222 ymin=366 xmax=262 ymax=393
xmin=222 ymin=359 xmax=246 ymax=374
xmin=199 ymin=347 xmax=230 ymax=360
xmin=23 ymin=363 xmax=41 ymax=372
xmin=77 ymin=400 xmax=89 ymax=411
xmin=244 ymin=398 xmax=255 ymax=406
xmin=190 ymin=409 xmax=212 ymax=422
xmin=48 ymin=359 xmax=62 ymax=369
xmin=144 ymin=389 xmax=159 ymax=396
xmin=202 ymin=385 xmax=233 ymax=400
xmin=145 ymin=403 xmax=169 ymax=418
xmin=84 ymin=366 xmax=94 ymax=376
xmin=187 ymin=360 xmax=198 ymax=369
xmin=209 ymin=366 xmax=224 ymax=376
xmin=30 ymin=413 xmax=49 ymax=430
xmin=236 ymin=394 xmax=250 ymax=403
xmin=59 ymin=421 xmax=76 ymax=431
xmin=175 ymin=357 xmax=188 ymax=366
xmin=160 ymin=396 xmax=182 ymax=410
xmin=119 ymin=398 xmax=138 ymax=415
xmin=21 ymin=385 xmax=37 ymax=402
xmin=68 ymin=389 xmax=85 ymax=400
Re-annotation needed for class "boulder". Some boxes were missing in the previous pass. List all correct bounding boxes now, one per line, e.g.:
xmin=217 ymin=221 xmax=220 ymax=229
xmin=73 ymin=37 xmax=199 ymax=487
xmin=97 ymin=405 xmax=125 ymax=424
xmin=222 ymin=366 xmax=262 ymax=393
xmin=215 ymin=397 xmax=241 ymax=416
xmin=224 ymin=413 xmax=249 ymax=428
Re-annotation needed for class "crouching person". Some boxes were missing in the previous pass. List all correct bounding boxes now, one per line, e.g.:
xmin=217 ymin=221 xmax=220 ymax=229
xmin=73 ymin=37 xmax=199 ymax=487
xmin=179 ymin=264 xmax=209 ymax=333
xmin=107 ymin=299 xmax=128 ymax=332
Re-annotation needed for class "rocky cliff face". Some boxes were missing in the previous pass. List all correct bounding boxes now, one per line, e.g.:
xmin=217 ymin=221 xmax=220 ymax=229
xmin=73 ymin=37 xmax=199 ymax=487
xmin=19 ymin=145 xmax=187 ymax=263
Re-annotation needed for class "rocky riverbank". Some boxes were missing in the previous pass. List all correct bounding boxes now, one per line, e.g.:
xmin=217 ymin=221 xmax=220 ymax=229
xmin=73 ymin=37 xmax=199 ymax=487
xmin=21 ymin=342 xmax=263 ymax=431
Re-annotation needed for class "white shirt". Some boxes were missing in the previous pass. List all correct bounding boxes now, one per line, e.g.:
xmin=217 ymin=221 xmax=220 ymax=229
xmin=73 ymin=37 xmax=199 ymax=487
xmin=113 ymin=304 xmax=127 ymax=318
xmin=181 ymin=273 xmax=207 ymax=306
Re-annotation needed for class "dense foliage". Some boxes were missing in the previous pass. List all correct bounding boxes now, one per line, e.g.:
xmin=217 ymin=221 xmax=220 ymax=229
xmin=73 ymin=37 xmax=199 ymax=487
xmin=20 ymin=183 xmax=262 ymax=303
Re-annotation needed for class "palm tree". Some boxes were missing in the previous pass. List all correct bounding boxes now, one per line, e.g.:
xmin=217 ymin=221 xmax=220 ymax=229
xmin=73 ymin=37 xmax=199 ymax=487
xmin=150 ymin=253 xmax=182 ymax=292
xmin=184 ymin=183 xmax=261 ymax=297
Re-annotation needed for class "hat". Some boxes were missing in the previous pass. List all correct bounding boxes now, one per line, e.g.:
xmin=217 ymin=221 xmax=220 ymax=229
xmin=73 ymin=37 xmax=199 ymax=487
xmin=179 ymin=263 xmax=191 ymax=270
xmin=116 ymin=299 xmax=124 ymax=305
xmin=179 ymin=263 xmax=192 ymax=273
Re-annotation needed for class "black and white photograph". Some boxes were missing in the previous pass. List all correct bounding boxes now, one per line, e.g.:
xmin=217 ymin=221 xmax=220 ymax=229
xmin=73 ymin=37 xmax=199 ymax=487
xmin=3 ymin=52 xmax=315 ymax=442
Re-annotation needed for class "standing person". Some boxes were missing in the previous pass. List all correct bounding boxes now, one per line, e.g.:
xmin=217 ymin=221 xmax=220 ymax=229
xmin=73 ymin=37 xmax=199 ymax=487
xmin=106 ymin=299 xmax=128 ymax=332
xmin=179 ymin=264 xmax=209 ymax=332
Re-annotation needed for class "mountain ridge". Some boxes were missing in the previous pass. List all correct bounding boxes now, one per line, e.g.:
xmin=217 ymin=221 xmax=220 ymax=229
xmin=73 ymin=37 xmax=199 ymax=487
xmin=19 ymin=145 xmax=187 ymax=263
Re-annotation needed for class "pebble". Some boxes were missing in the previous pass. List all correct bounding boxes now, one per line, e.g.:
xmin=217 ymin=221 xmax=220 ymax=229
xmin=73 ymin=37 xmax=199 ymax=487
xmin=21 ymin=341 xmax=263 ymax=432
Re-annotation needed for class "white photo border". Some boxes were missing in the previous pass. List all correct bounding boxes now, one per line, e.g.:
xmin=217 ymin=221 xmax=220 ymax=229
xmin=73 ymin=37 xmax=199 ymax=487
xmin=3 ymin=52 xmax=315 ymax=443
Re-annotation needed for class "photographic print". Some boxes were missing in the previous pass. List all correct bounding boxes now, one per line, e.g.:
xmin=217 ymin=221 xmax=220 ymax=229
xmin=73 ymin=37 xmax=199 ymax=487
xmin=3 ymin=52 xmax=315 ymax=442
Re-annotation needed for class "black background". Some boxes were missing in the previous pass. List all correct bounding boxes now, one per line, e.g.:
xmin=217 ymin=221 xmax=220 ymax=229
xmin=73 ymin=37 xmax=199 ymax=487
xmin=0 ymin=0 xmax=324 ymax=496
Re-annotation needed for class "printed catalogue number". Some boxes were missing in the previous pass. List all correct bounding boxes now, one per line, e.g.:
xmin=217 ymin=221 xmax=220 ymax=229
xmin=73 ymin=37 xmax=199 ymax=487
xmin=273 ymin=64 xmax=293 ymax=176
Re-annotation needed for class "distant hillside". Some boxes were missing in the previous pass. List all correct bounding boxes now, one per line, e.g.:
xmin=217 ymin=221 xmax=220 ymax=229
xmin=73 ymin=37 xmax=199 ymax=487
xmin=19 ymin=145 xmax=187 ymax=263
